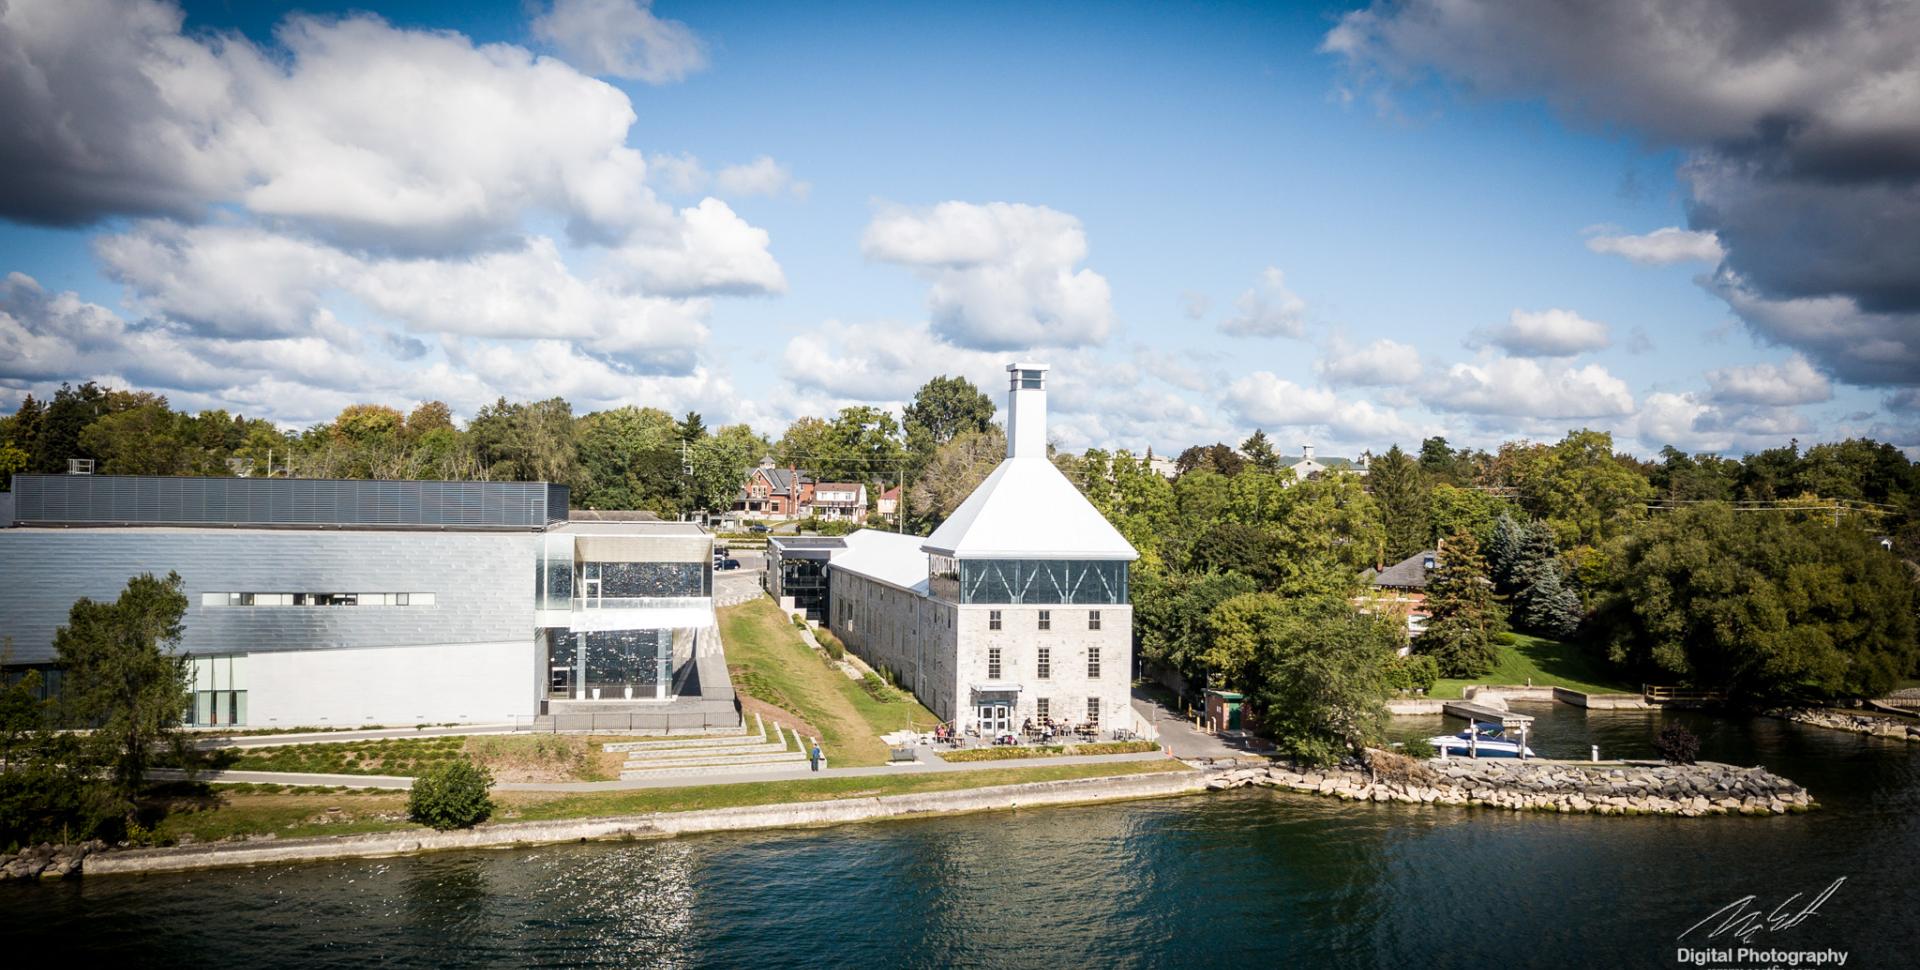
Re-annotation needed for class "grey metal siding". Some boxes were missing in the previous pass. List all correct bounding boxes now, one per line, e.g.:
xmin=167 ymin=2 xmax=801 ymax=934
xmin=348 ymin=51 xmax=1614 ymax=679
xmin=10 ymin=475 xmax=568 ymax=530
xmin=0 ymin=530 xmax=536 ymax=663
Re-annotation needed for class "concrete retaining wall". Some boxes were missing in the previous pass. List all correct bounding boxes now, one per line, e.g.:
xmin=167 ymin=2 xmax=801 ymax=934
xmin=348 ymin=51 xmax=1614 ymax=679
xmin=85 ymin=769 xmax=1208 ymax=876
xmin=1555 ymin=688 xmax=1652 ymax=709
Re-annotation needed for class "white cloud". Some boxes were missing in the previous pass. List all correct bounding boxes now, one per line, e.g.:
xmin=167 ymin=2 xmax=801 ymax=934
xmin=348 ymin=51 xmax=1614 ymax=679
xmin=1219 ymin=267 xmax=1308 ymax=339
xmin=531 ymin=0 xmax=708 ymax=84
xmin=1425 ymin=356 xmax=1635 ymax=418
xmin=1704 ymin=354 xmax=1832 ymax=406
xmin=1632 ymin=391 xmax=1811 ymax=454
xmin=782 ymin=321 xmax=1006 ymax=403
xmin=862 ymin=202 xmax=1113 ymax=350
xmin=1221 ymin=371 xmax=1424 ymax=444
xmin=1585 ymin=226 xmax=1724 ymax=265
xmin=1317 ymin=337 xmax=1422 ymax=386
xmin=1473 ymin=308 xmax=1611 ymax=357
xmin=614 ymin=198 xmax=788 ymax=297
xmin=714 ymin=156 xmax=810 ymax=199
xmin=1704 ymin=269 xmax=1920 ymax=387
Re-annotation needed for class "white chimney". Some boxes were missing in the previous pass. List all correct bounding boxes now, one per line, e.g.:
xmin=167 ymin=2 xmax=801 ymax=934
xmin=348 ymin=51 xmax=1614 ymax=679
xmin=1006 ymin=362 xmax=1050 ymax=459
xmin=1301 ymin=443 xmax=1315 ymax=462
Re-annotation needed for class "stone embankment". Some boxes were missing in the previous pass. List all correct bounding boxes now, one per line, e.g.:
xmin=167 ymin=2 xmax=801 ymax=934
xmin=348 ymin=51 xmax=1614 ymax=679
xmin=0 ymin=840 xmax=108 ymax=880
xmin=1207 ymin=758 xmax=1811 ymax=817
xmin=1774 ymin=708 xmax=1920 ymax=741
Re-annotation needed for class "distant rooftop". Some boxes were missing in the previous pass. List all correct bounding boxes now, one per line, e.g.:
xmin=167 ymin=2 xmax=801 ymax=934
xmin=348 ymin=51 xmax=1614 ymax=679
xmin=1369 ymin=549 xmax=1439 ymax=589
xmin=9 ymin=474 xmax=568 ymax=531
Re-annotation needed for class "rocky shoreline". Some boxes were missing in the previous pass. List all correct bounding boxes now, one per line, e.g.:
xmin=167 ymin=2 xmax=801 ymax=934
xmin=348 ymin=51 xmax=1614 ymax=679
xmin=1 ymin=840 xmax=108 ymax=880
xmin=1207 ymin=757 xmax=1812 ymax=816
xmin=1774 ymin=707 xmax=1920 ymax=741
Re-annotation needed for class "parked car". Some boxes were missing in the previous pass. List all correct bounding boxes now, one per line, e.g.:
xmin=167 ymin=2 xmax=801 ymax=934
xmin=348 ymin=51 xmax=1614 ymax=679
xmin=748 ymin=524 xmax=770 ymax=533
xmin=720 ymin=558 xmax=741 ymax=570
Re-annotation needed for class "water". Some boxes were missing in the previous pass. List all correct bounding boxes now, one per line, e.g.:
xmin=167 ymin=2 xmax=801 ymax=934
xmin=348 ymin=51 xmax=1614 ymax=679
xmin=5 ymin=709 xmax=1916 ymax=968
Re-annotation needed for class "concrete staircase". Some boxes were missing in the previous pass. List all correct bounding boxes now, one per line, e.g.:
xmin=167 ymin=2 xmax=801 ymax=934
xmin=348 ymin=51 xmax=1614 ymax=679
xmin=613 ymin=713 xmax=814 ymax=780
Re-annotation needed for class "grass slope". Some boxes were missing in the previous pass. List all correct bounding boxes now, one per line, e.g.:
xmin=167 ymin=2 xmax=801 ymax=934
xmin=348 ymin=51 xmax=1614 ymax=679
xmin=720 ymin=597 xmax=939 ymax=765
xmin=1427 ymin=634 xmax=1637 ymax=699
xmin=151 ymin=761 xmax=1188 ymax=844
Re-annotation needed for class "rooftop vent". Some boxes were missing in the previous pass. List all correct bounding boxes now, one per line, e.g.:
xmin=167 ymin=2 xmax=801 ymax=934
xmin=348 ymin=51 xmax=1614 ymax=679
xmin=66 ymin=458 xmax=93 ymax=475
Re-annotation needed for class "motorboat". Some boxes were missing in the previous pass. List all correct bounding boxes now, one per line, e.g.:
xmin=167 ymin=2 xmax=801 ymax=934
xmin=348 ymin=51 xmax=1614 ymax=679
xmin=1426 ymin=721 xmax=1535 ymax=759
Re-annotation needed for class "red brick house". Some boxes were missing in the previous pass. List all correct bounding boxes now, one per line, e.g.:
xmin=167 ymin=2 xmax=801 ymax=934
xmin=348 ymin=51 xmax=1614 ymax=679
xmin=735 ymin=460 xmax=813 ymax=520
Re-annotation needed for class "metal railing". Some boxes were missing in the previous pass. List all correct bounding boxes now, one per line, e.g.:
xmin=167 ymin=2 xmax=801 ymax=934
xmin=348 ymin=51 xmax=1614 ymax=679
xmin=1643 ymin=685 xmax=1727 ymax=703
xmin=510 ymin=712 xmax=745 ymax=735
xmin=570 ymin=596 xmax=711 ymax=611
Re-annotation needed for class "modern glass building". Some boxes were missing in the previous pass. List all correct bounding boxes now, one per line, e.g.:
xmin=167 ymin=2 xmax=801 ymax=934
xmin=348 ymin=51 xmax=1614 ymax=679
xmin=0 ymin=474 xmax=721 ymax=729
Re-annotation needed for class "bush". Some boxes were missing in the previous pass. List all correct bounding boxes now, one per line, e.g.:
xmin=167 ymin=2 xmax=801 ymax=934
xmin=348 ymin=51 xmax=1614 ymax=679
xmin=1383 ymin=654 xmax=1440 ymax=693
xmin=1492 ymin=631 xmax=1518 ymax=647
xmin=815 ymin=629 xmax=846 ymax=661
xmin=406 ymin=759 xmax=495 ymax=830
xmin=1400 ymin=738 xmax=1437 ymax=760
xmin=791 ymin=614 xmax=807 ymax=628
xmin=1654 ymin=723 xmax=1700 ymax=766
xmin=860 ymin=672 xmax=895 ymax=702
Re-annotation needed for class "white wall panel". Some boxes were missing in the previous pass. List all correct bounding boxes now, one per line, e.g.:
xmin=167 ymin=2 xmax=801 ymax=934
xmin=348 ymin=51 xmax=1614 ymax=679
xmin=247 ymin=640 xmax=536 ymax=727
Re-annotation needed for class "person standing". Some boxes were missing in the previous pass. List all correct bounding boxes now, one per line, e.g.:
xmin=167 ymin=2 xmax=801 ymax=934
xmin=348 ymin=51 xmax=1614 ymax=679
xmin=810 ymin=742 xmax=823 ymax=772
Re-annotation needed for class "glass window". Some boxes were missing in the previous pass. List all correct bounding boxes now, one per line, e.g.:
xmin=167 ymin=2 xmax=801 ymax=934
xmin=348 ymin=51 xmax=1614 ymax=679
xmin=1089 ymin=609 xmax=1101 ymax=631
xmin=1037 ymin=697 xmax=1050 ymax=721
xmin=1086 ymin=697 xmax=1100 ymax=725
xmin=1088 ymin=646 xmax=1101 ymax=679
xmin=200 ymin=592 xmax=225 ymax=607
xmin=988 ymin=609 xmax=1001 ymax=631
xmin=955 ymin=560 xmax=1129 ymax=605
xmin=1038 ymin=610 xmax=1051 ymax=631
xmin=1037 ymin=647 xmax=1051 ymax=680
xmin=988 ymin=648 xmax=1002 ymax=680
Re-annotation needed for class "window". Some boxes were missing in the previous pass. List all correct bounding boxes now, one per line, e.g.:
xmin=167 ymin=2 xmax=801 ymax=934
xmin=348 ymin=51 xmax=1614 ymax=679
xmin=1037 ymin=647 xmax=1051 ymax=680
xmin=1037 ymin=697 xmax=1050 ymax=721
xmin=1086 ymin=697 xmax=1100 ymax=726
xmin=1038 ymin=610 xmax=1051 ymax=631
xmin=187 ymin=655 xmax=248 ymax=726
xmin=988 ymin=609 xmax=1001 ymax=631
xmin=988 ymin=648 xmax=1002 ymax=680
xmin=1087 ymin=646 xmax=1101 ymax=679
xmin=1088 ymin=609 xmax=1102 ymax=631
xmin=204 ymin=592 xmax=433 ymax=608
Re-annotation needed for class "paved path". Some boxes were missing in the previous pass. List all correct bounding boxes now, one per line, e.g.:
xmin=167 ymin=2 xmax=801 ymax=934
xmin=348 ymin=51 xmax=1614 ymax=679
xmin=167 ymin=751 xmax=1175 ymax=792
xmin=193 ymin=724 xmax=524 ymax=749
xmin=1129 ymin=689 xmax=1261 ymax=762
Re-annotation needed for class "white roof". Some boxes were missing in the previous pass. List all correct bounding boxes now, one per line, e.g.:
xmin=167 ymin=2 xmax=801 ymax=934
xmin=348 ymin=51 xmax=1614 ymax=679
xmin=921 ymin=456 xmax=1137 ymax=560
xmin=830 ymin=529 xmax=931 ymax=593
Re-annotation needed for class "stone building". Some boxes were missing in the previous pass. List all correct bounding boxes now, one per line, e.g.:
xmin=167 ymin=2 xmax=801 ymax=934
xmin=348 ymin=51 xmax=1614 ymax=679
xmin=826 ymin=362 xmax=1146 ymax=737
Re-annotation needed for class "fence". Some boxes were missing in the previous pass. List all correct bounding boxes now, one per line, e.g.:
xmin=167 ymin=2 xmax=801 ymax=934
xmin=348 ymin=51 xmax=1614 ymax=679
xmin=1643 ymin=685 xmax=1727 ymax=704
xmin=510 ymin=711 xmax=745 ymax=735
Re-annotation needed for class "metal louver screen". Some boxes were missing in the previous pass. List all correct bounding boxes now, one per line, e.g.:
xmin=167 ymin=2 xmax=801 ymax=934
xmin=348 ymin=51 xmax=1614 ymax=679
xmin=9 ymin=475 xmax=569 ymax=529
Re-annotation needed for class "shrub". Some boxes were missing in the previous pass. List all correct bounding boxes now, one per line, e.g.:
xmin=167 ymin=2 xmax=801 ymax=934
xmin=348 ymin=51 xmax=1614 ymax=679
xmin=1492 ymin=631 xmax=1518 ymax=647
xmin=1654 ymin=723 xmax=1700 ymax=766
xmin=815 ymin=629 xmax=846 ymax=660
xmin=860 ymin=672 xmax=894 ymax=702
xmin=406 ymin=759 xmax=495 ymax=830
xmin=1383 ymin=654 xmax=1440 ymax=693
xmin=1400 ymin=738 xmax=1437 ymax=760
xmin=791 ymin=614 xmax=807 ymax=628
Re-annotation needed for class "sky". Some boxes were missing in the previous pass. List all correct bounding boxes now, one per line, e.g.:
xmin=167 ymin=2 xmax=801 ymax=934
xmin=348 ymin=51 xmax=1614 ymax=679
xmin=1 ymin=0 xmax=1915 ymax=459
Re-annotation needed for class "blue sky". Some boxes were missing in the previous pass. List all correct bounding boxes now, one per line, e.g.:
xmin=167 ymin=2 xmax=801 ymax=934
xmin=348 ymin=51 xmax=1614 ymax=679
xmin=2 ymin=0 xmax=1914 ymax=458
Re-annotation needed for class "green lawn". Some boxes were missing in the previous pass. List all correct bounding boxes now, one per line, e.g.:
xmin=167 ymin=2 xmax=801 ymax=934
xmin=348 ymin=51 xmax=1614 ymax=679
xmin=148 ymin=760 xmax=1190 ymax=844
xmin=720 ymin=597 xmax=940 ymax=765
xmin=220 ymin=735 xmax=619 ymax=782
xmin=1426 ymin=634 xmax=1637 ymax=699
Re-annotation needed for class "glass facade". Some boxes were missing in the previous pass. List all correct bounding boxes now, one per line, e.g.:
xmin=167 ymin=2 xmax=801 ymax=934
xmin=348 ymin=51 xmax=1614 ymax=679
xmin=779 ymin=557 xmax=830 ymax=621
xmin=545 ymin=629 xmax=670 ymax=699
xmin=537 ymin=533 xmax=575 ymax=609
xmin=585 ymin=561 xmax=708 ymax=599
xmin=187 ymin=654 xmax=248 ymax=726
xmin=936 ymin=558 xmax=1129 ymax=605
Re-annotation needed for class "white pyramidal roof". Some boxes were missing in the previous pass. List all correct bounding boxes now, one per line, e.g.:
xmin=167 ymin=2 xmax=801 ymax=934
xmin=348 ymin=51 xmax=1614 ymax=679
xmin=832 ymin=528 xmax=933 ymax=592
xmin=921 ymin=456 xmax=1138 ymax=560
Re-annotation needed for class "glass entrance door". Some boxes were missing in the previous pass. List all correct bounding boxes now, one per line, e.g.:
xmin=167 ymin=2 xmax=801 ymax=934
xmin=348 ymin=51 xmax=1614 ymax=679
xmin=978 ymin=703 xmax=1010 ymax=734
xmin=549 ymin=663 xmax=572 ymax=698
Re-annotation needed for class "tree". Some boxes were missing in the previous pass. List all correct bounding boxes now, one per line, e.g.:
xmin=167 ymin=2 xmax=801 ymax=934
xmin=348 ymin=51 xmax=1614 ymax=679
xmin=1430 ymin=484 xmax=1512 ymax=546
xmin=78 ymin=404 xmax=186 ymax=475
xmin=573 ymin=406 xmax=681 ymax=511
xmin=1175 ymin=443 xmax=1246 ymax=477
xmin=1515 ymin=559 xmax=1583 ymax=639
xmin=1240 ymin=429 xmax=1281 ymax=474
xmin=1486 ymin=513 xmax=1529 ymax=593
xmin=1207 ymin=592 xmax=1400 ymax=766
xmin=1369 ymin=445 xmax=1430 ymax=562
xmin=1418 ymin=436 xmax=1462 ymax=485
xmin=405 ymin=401 xmax=455 ymax=437
xmin=468 ymin=397 xmax=580 ymax=486
xmin=1132 ymin=569 xmax=1258 ymax=689
xmin=909 ymin=427 xmax=1005 ymax=531
xmin=903 ymin=375 xmax=995 ymax=449
xmin=1415 ymin=532 xmax=1503 ymax=677
xmin=677 ymin=411 xmax=706 ymax=445
xmin=816 ymin=405 xmax=904 ymax=485
xmin=1185 ymin=522 xmax=1287 ymax=589
xmin=1518 ymin=430 xmax=1654 ymax=547
xmin=1592 ymin=503 xmax=1919 ymax=703
xmin=52 ymin=572 xmax=192 ymax=821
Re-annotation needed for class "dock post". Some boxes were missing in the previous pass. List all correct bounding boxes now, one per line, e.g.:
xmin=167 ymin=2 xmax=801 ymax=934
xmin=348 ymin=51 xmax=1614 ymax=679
xmin=1519 ymin=725 xmax=1529 ymax=761
xmin=1469 ymin=730 xmax=1478 ymax=760
xmin=1590 ymin=744 xmax=1599 ymax=763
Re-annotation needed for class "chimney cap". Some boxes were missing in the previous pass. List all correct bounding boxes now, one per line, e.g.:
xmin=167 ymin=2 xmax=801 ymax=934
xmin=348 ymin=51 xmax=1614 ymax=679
xmin=1006 ymin=361 xmax=1050 ymax=372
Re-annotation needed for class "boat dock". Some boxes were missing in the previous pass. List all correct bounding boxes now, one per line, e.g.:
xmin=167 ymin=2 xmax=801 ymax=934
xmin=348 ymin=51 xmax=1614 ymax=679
xmin=1442 ymin=700 xmax=1535 ymax=731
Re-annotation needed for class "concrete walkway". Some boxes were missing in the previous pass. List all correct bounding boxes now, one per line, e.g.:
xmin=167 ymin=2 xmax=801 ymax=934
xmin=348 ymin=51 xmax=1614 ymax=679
xmin=1129 ymin=689 xmax=1263 ymax=762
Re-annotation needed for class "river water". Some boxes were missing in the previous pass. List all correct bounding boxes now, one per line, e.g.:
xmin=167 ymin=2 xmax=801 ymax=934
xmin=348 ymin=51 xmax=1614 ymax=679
xmin=5 ymin=706 xmax=1915 ymax=968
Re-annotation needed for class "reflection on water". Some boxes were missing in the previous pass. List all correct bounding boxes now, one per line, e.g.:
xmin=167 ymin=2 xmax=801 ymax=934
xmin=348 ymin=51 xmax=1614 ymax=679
xmin=4 ymin=712 xmax=1916 ymax=968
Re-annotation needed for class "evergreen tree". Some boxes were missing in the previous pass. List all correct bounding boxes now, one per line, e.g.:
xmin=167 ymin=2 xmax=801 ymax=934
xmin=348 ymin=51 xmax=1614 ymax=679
xmin=1240 ymin=429 xmax=1281 ymax=473
xmin=677 ymin=411 xmax=706 ymax=445
xmin=1415 ymin=531 xmax=1502 ymax=677
xmin=1486 ymin=512 xmax=1529 ymax=593
xmin=1369 ymin=444 xmax=1430 ymax=562
xmin=1515 ymin=561 xmax=1583 ymax=639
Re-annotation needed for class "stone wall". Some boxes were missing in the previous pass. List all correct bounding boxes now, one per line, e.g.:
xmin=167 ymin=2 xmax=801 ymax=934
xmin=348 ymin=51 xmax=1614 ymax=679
xmin=1774 ymin=708 xmax=1920 ymax=741
xmin=1207 ymin=758 xmax=1811 ymax=817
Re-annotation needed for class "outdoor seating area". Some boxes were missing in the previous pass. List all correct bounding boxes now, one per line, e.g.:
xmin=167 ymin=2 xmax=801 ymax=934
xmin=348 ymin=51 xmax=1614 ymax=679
xmin=924 ymin=719 xmax=1137 ymax=750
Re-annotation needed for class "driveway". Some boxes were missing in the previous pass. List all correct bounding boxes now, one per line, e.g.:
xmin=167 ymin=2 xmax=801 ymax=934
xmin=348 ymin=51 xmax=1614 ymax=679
xmin=1130 ymin=687 xmax=1265 ymax=762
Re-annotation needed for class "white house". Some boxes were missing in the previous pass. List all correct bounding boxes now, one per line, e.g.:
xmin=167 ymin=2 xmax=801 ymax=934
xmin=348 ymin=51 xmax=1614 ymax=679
xmin=824 ymin=363 xmax=1147 ymax=738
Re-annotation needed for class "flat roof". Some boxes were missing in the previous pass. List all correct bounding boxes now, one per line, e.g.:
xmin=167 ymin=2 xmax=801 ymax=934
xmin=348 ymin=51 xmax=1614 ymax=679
xmin=552 ymin=521 xmax=707 ymax=536
xmin=10 ymin=474 xmax=568 ymax=531
xmin=829 ymin=529 xmax=930 ymax=594
xmin=769 ymin=536 xmax=848 ymax=549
